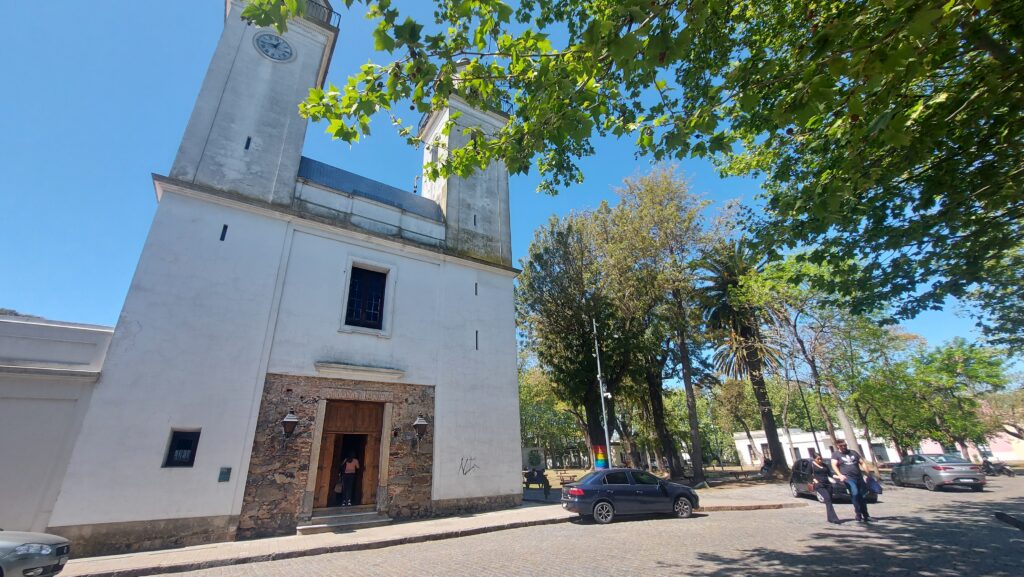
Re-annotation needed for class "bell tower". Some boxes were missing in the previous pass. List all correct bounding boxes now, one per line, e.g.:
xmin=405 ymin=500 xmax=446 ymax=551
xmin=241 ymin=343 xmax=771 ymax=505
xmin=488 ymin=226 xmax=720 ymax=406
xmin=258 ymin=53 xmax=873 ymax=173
xmin=418 ymin=97 xmax=512 ymax=267
xmin=169 ymin=0 xmax=339 ymax=205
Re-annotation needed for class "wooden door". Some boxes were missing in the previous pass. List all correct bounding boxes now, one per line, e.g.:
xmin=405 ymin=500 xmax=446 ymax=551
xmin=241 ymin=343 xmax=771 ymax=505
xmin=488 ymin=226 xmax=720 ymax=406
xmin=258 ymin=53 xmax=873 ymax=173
xmin=314 ymin=433 xmax=338 ymax=508
xmin=314 ymin=401 xmax=384 ymax=508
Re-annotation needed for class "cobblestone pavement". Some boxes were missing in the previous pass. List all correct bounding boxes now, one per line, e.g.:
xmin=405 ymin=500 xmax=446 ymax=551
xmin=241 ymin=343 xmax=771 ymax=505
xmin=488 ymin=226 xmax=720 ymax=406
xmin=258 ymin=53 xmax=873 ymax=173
xmin=157 ymin=478 xmax=1024 ymax=577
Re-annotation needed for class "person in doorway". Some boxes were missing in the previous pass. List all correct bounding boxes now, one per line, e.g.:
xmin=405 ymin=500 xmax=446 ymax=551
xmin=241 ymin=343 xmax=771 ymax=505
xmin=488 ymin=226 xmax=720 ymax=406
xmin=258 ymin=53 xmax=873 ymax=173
xmin=339 ymin=452 xmax=360 ymax=506
xmin=831 ymin=439 xmax=870 ymax=523
xmin=810 ymin=453 xmax=840 ymax=524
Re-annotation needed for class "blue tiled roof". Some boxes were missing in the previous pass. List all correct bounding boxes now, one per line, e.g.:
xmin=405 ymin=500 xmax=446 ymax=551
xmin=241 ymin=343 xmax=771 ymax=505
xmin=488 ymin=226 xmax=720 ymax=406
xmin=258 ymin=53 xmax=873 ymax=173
xmin=297 ymin=156 xmax=443 ymax=222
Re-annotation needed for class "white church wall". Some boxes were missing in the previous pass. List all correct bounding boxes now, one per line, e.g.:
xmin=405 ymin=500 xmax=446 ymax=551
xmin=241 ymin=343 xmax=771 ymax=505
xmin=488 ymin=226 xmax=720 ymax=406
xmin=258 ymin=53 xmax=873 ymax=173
xmin=264 ymin=225 xmax=520 ymax=502
xmin=49 ymin=192 xmax=289 ymax=526
xmin=0 ymin=319 xmax=110 ymax=531
xmin=431 ymin=264 xmax=520 ymax=500
xmin=267 ymin=227 xmax=445 ymax=380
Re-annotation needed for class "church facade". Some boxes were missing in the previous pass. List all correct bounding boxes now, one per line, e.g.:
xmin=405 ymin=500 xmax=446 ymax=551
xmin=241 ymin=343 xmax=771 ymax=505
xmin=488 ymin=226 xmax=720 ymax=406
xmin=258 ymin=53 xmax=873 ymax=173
xmin=11 ymin=0 xmax=520 ymax=556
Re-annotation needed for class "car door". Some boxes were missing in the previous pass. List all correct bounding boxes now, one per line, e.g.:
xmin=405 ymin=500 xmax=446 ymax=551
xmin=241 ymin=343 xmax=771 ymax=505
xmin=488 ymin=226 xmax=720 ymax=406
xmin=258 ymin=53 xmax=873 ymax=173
xmin=909 ymin=455 xmax=927 ymax=484
xmin=796 ymin=459 xmax=812 ymax=492
xmin=894 ymin=455 xmax=913 ymax=484
xmin=630 ymin=470 xmax=668 ymax=513
xmin=600 ymin=471 xmax=639 ymax=513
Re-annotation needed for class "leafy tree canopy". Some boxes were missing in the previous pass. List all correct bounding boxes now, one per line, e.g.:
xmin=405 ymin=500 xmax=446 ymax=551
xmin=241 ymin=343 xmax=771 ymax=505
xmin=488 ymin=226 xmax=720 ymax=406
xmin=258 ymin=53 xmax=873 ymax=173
xmin=245 ymin=0 xmax=1023 ymax=338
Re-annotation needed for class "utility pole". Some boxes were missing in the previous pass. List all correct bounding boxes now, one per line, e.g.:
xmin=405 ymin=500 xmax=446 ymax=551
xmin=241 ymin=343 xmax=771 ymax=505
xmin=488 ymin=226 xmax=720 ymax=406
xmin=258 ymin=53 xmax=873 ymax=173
xmin=592 ymin=318 xmax=611 ymax=469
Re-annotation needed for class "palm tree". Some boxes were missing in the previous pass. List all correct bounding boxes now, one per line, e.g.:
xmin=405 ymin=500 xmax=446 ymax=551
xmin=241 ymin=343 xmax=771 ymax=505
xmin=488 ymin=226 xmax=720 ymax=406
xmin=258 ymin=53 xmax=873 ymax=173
xmin=700 ymin=239 xmax=789 ymax=477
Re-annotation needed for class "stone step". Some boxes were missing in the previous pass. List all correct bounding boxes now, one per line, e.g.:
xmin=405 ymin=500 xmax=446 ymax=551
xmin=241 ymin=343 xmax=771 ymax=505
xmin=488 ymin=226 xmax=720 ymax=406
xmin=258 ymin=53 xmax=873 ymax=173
xmin=297 ymin=508 xmax=392 ymax=535
xmin=312 ymin=504 xmax=376 ymax=518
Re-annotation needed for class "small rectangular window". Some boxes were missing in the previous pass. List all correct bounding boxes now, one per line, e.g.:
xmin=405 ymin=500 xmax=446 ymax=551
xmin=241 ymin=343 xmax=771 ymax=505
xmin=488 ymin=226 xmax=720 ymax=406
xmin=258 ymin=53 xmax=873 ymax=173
xmin=164 ymin=431 xmax=200 ymax=468
xmin=345 ymin=266 xmax=387 ymax=330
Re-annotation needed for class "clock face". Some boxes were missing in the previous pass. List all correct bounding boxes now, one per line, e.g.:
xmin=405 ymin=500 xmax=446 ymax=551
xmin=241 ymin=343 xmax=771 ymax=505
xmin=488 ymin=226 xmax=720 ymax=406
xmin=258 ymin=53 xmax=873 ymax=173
xmin=254 ymin=33 xmax=293 ymax=61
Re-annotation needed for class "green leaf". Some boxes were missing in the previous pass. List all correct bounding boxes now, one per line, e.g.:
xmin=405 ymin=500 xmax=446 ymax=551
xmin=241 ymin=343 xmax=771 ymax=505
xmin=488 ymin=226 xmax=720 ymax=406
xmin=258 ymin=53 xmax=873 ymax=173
xmin=373 ymin=27 xmax=396 ymax=52
xmin=393 ymin=17 xmax=423 ymax=45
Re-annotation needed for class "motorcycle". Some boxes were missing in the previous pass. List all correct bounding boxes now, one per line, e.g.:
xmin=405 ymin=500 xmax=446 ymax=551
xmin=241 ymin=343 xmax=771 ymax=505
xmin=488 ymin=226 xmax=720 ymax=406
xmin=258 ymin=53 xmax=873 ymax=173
xmin=981 ymin=459 xmax=1017 ymax=477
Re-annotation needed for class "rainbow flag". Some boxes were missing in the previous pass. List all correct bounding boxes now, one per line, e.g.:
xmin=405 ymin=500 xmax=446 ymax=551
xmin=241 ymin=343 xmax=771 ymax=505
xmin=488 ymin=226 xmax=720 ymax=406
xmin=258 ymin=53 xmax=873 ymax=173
xmin=594 ymin=445 xmax=609 ymax=469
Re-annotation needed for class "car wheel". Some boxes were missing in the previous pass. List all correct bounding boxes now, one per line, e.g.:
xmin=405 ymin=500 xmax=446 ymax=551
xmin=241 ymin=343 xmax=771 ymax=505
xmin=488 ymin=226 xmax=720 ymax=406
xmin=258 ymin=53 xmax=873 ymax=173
xmin=790 ymin=482 xmax=801 ymax=498
xmin=971 ymin=485 xmax=983 ymax=492
xmin=923 ymin=475 xmax=938 ymax=491
xmin=891 ymin=471 xmax=903 ymax=487
xmin=674 ymin=496 xmax=694 ymax=519
xmin=592 ymin=501 xmax=615 ymax=524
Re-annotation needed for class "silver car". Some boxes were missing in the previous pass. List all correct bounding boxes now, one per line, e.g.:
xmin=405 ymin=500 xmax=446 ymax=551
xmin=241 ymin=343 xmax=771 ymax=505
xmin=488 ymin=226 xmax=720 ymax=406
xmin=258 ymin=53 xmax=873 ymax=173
xmin=0 ymin=530 xmax=70 ymax=577
xmin=891 ymin=453 xmax=986 ymax=491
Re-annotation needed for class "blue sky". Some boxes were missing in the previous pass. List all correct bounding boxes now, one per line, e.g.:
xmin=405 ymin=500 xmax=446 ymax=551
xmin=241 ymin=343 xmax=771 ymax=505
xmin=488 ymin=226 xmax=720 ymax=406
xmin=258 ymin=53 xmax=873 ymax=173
xmin=0 ymin=1 xmax=980 ymax=348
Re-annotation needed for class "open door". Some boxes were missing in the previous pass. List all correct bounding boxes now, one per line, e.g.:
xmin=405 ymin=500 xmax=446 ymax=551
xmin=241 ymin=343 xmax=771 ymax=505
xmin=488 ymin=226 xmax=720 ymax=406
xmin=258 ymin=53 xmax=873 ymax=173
xmin=314 ymin=401 xmax=383 ymax=509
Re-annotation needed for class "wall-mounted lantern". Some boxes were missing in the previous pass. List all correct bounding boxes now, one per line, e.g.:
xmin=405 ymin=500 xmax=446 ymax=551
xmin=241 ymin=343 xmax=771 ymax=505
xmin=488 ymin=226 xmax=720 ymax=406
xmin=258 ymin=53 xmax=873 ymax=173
xmin=281 ymin=409 xmax=299 ymax=437
xmin=413 ymin=414 xmax=429 ymax=439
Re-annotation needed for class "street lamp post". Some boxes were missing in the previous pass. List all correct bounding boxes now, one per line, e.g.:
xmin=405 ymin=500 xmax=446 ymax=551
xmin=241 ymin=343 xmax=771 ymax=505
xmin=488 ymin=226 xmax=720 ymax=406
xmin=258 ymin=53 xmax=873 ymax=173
xmin=592 ymin=318 xmax=611 ymax=469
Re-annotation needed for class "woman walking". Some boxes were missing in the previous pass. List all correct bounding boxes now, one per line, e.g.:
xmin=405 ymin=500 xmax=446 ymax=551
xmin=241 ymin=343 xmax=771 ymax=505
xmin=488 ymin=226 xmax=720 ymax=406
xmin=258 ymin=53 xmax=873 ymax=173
xmin=811 ymin=453 xmax=840 ymax=524
xmin=339 ymin=452 xmax=361 ymax=506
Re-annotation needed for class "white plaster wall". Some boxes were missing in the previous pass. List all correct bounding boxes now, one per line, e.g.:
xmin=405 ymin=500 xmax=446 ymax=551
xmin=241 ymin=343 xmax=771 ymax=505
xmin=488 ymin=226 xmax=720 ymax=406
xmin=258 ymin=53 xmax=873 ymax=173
xmin=0 ymin=319 xmax=111 ymax=370
xmin=265 ymin=226 xmax=521 ymax=501
xmin=0 ymin=320 xmax=110 ymax=531
xmin=49 ymin=192 xmax=288 ymax=526
xmin=268 ymin=228 xmax=443 ymax=379
xmin=431 ymin=264 xmax=520 ymax=500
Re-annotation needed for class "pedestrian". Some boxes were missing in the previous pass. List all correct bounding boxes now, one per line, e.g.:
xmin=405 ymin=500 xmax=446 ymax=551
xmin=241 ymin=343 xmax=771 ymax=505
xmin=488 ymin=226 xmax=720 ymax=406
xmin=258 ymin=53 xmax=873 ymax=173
xmin=339 ymin=452 xmax=360 ymax=506
xmin=831 ymin=439 xmax=870 ymax=523
xmin=810 ymin=453 xmax=840 ymax=524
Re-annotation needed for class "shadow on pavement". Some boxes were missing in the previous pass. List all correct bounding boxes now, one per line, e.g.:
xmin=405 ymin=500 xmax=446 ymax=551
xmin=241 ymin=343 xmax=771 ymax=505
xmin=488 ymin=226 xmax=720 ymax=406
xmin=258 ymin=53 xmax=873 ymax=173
xmin=687 ymin=494 xmax=1024 ymax=576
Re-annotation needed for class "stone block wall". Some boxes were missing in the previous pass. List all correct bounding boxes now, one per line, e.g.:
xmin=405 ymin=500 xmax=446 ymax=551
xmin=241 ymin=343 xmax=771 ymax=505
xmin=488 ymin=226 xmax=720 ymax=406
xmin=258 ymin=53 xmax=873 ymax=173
xmin=237 ymin=373 xmax=435 ymax=539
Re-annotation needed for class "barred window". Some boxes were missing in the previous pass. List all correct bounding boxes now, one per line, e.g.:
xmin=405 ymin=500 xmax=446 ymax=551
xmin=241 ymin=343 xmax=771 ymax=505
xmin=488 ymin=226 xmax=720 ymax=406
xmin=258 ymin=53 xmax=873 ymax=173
xmin=164 ymin=431 xmax=200 ymax=468
xmin=345 ymin=267 xmax=387 ymax=330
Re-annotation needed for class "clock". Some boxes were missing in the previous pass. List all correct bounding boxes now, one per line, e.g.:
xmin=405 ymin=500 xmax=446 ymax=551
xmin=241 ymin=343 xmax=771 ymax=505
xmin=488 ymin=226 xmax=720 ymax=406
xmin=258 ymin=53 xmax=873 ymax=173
xmin=254 ymin=33 xmax=293 ymax=61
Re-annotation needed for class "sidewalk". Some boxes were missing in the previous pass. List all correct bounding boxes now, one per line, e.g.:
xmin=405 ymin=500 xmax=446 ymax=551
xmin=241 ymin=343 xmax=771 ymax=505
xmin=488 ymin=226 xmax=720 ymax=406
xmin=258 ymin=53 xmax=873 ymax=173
xmin=63 ymin=483 xmax=804 ymax=577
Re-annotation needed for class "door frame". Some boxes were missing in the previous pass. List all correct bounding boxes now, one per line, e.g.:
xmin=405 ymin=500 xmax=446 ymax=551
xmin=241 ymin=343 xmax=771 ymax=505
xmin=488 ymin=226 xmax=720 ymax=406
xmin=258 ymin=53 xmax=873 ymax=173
xmin=301 ymin=398 xmax=393 ymax=520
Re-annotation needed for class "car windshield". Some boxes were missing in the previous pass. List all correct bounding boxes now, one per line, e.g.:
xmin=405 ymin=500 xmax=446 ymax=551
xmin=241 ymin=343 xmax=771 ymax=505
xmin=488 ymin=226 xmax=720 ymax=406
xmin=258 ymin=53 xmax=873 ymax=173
xmin=575 ymin=471 xmax=601 ymax=484
xmin=930 ymin=454 xmax=971 ymax=464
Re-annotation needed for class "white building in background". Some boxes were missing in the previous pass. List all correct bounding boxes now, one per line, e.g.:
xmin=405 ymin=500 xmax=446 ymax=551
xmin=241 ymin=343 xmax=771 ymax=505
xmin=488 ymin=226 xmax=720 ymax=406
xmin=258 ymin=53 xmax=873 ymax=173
xmin=1 ymin=0 xmax=521 ymax=556
xmin=0 ymin=318 xmax=112 ymax=534
xmin=733 ymin=429 xmax=900 ymax=468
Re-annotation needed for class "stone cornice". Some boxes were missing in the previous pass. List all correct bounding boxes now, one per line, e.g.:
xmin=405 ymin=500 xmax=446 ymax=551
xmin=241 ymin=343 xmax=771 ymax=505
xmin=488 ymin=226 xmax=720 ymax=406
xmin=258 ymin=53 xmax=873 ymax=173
xmin=314 ymin=362 xmax=405 ymax=382
xmin=0 ymin=364 xmax=100 ymax=384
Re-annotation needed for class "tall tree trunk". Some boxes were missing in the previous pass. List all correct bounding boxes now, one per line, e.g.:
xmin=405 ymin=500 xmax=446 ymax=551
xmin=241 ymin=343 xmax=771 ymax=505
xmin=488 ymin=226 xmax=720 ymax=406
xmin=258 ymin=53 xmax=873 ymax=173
xmin=815 ymin=386 xmax=839 ymax=446
xmin=645 ymin=361 xmax=683 ymax=478
xmin=672 ymin=301 xmax=706 ymax=485
xmin=852 ymin=402 xmax=880 ymax=474
xmin=793 ymin=320 xmax=854 ymax=453
xmin=615 ymin=419 xmax=641 ymax=467
xmin=742 ymin=330 xmax=788 ymax=477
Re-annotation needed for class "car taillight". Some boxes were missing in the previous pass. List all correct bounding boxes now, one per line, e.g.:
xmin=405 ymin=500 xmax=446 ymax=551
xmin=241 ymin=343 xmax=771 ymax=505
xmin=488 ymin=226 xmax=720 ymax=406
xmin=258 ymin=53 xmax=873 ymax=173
xmin=567 ymin=487 xmax=584 ymax=496
xmin=931 ymin=466 xmax=953 ymax=470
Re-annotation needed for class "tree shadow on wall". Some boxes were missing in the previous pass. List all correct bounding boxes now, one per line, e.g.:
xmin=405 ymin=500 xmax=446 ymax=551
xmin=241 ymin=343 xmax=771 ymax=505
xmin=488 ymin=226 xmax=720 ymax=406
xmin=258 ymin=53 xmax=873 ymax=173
xmin=685 ymin=495 xmax=1024 ymax=577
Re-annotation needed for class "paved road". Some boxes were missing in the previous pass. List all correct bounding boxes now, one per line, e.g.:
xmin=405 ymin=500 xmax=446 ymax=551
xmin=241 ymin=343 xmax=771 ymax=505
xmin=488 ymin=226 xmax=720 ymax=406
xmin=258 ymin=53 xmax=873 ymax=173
xmin=159 ymin=477 xmax=1024 ymax=577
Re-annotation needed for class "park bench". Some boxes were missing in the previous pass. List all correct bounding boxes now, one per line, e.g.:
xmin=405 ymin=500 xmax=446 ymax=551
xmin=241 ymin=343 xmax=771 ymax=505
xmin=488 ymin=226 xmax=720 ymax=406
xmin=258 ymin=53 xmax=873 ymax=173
xmin=555 ymin=469 xmax=577 ymax=484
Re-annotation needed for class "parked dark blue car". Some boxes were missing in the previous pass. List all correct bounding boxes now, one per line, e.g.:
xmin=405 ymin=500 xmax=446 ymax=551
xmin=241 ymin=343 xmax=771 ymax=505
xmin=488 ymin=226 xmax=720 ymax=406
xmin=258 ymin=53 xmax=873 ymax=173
xmin=560 ymin=468 xmax=699 ymax=524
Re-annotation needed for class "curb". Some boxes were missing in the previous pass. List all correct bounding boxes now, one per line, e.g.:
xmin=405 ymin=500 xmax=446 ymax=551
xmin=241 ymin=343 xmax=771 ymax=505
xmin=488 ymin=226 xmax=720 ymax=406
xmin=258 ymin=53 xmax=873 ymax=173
xmin=68 ymin=502 xmax=799 ymax=577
